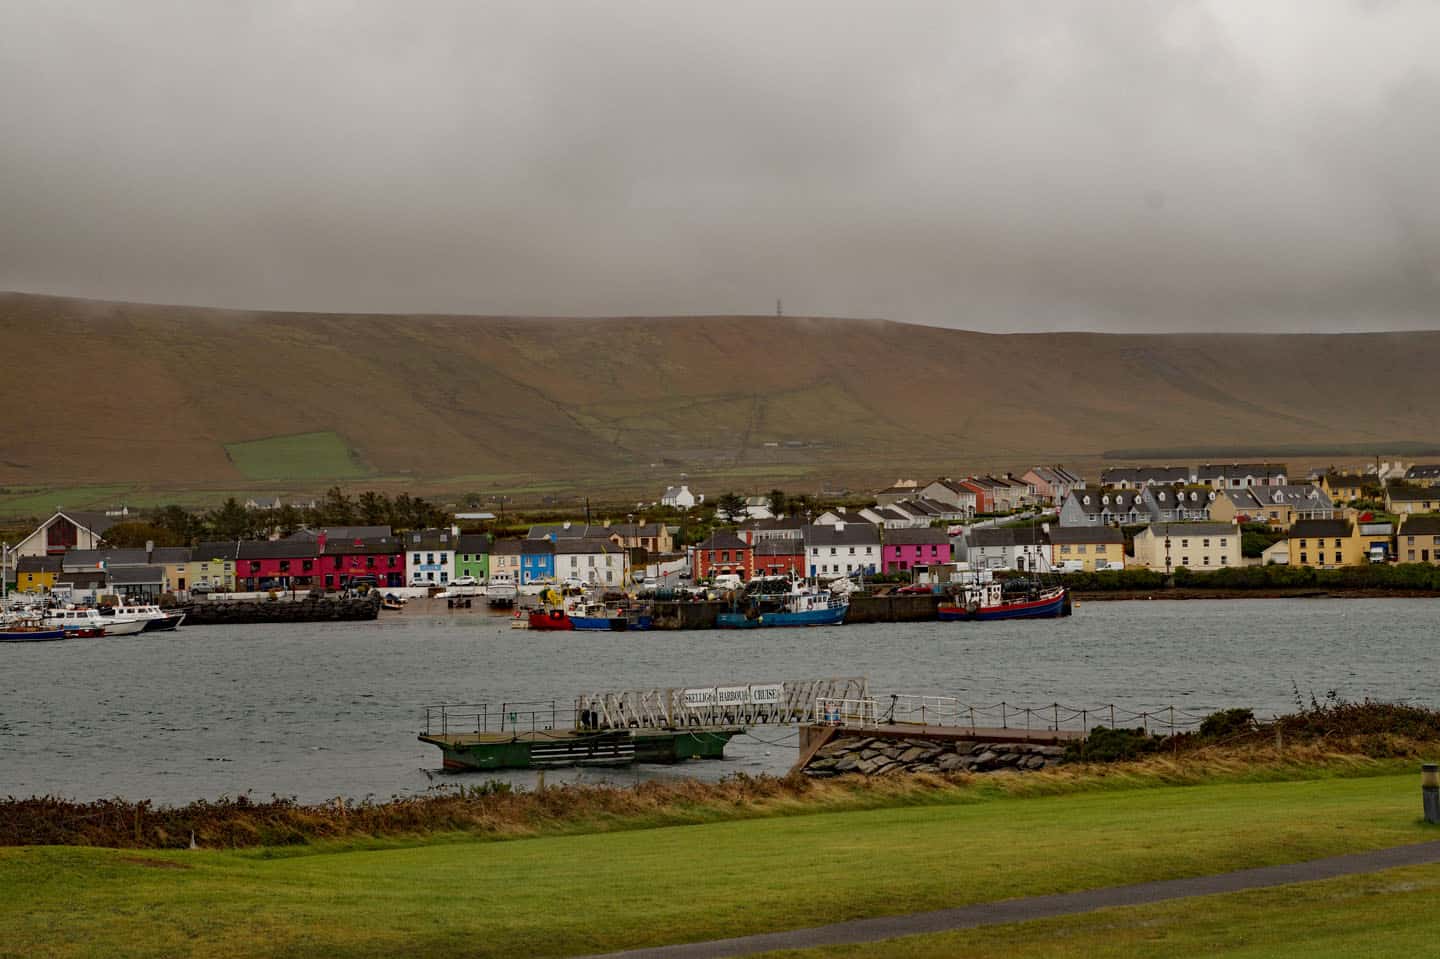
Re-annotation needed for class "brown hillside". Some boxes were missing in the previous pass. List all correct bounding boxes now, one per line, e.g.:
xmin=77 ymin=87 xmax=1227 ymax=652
xmin=2 ymin=292 xmax=1437 ymax=491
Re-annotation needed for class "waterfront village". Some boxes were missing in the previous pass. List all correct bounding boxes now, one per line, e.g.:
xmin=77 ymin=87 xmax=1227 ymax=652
xmin=5 ymin=460 xmax=1440 ymax=605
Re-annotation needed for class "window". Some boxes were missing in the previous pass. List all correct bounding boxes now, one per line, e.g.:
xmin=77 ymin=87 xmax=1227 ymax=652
xmin=1077 ymin=545 xmax=1087 ymax=554
xmin=389 ymin=556 xmax=398 ymax=567
xmin=830 ymin=547 xmax=837 ymax=556
xmin=302 ymin=559 xmax=313 ymax=572
xmin=848 ymin=547 xmax=855 ymax=555
xmin=1220 ymin=538 xmax=1228 ymax=547
xmin=1203 ymin=539 xmax=1210 ymax=547
xmin=570 ymin=556 xmax=578 ymax=568
xmin=1408 ymin=536 xmax=1416 ymax=545
xmin=439 ymin=553 xmax=448 ymax=564
xmin=1181 ymin=539 xmax=1189 ymax=548
xmin=279 ymin=560 xmax=290 ymax=572
xmin=1318 ymin=553 xmax=1326 ymax=564
xmin=1181 ymin=556 xmax=1190 ymax=566
xmin=427 ymin=553 xmax=435 ymax=564
xmin=334 ymin=556 xmax=343 ymax=569
xmin=1220 ymin=556 xmax=1227 ymax=565
xmin=1300 ymin=553 xmax=1308 ymax=564
xmin=1203 ymin=556 xmax=1209 ymax=566
xmin=249 ymin=561 xmax=260 ymax=572
xmin=1060 ymin=545 xmax=1071 ymax=554
xmin=1334 ymin=539 xmax=1342 ymax=548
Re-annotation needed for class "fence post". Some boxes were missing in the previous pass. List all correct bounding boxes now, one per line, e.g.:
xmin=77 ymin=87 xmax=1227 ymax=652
xmin=1054 ymin=703 xmax=1060 ymax=731
xmin=969 ymin=705 xmax=976 ymax=732
xmin=1001 ymin=702 xmax=1007 ymax=729
xmin=1424 ymin=764 xmax=1439 ymax=825
xmin=1082 ymin=709 xmax=1088 ymax=734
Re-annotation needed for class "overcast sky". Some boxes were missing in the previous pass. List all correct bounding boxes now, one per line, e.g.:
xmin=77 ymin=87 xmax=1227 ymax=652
xmin=3 ymin=1 xmax=1438 ymax=331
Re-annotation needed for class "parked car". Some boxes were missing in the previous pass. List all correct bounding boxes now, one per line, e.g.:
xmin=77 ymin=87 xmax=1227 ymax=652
xmin=451 ymin=576 xmax=479 ymax=587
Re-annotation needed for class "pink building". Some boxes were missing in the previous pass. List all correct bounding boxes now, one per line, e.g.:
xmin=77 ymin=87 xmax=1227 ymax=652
xmin=235 ymin=540 xmax=321 ymax=590
xmin=882 ymin=527 xmax=951 ymax=574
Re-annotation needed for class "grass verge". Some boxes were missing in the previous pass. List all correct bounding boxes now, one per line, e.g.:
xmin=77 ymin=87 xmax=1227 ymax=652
xmin=1 ymin=760 xmax=1437 ymax=958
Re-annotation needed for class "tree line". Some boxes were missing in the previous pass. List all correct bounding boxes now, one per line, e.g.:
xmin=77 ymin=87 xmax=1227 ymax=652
xmin=99 ymin=488 xmax=451 ymax=548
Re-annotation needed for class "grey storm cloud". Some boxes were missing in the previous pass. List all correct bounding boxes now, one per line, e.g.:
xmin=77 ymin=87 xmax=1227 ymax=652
xmin=2 ymin=0 xmax=1438 ymax=331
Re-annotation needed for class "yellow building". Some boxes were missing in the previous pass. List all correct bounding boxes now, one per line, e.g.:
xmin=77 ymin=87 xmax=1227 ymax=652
xmin=1049 ymin=527 xmax=1125 ymax=571
xmin=1288 ymin=518 xmax=1394 ymax=568
xmin=185 ymin=552 xmax=236 ymax=592
xmin=1320 ymin=474 xmax=1374 ymax=504
xmin=15 ymin=555 xmax=61 ymax=593
xmin=1132 ymin=523 xmax=1240 ymax=571
xmin=1386 ymin=487 xmax=1440 ymax=516
xmin=1398 ymin=516 xmax=1440 ymax=565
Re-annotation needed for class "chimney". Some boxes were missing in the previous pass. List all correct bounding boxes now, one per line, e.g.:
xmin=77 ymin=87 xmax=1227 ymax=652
xmin=834 ymin=521 xmax=846 ymax=533
xmin=145 ymin=539 xmax=154 ymax=561
xmin=451 ymin=524 xmax=460 ymax=538
xmin=317 ymin=531 xmax=328 ymax=552
xmin=562 ymin=521 xmax=572 ymax=530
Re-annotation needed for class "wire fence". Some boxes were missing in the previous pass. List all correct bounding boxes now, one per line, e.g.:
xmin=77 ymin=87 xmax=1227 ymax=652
xmin=874 ymin=694 xmax=1215 ymax=734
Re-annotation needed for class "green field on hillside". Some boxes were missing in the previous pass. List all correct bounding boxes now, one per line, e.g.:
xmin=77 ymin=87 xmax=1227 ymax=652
xmin=0 ymin=770 xmax=1433 ymax=959
xmin=0 ymin=484 xmax=133 ymax=519
xmin=224 ymin=432 xmax=369 ymax=481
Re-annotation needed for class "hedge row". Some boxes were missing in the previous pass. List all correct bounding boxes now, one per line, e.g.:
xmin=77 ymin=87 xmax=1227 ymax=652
xmin=1061 ymin=563 xmax=1440 ymax=592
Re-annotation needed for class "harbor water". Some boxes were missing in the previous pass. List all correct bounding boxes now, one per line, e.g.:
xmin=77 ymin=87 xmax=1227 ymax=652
xmin=1 ymin=598 xmax=1436 ymax=805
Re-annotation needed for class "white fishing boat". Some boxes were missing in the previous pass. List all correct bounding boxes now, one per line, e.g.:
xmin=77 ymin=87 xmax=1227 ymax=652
xmin=45 ymin=608 xmax=147 ymax=637
xmin=98 ymin=603 xmax=185 ymax=632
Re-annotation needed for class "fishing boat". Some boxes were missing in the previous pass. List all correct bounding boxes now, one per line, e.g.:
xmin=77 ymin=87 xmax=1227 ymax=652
xmin=716 ymin=574 xmax=849 ymax=628
xmin=99 ymin=603 xmax=185 ymax=632
xmin=485 ymin=574 xmax=518 ymax=608
xmin=0 ymin=616 xmax=66 ymax=642
xmin=44 ymin=607 xmax=148 ymax=636
xmin=937 ymin=577 xmax=1071 ymax=621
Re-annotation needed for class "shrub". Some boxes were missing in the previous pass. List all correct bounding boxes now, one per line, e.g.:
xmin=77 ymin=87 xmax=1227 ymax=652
xmin=1199 ymin=708 xmax=1256 ymax=740
xmin=1069 ymin=726 xmax=1167 ymax=762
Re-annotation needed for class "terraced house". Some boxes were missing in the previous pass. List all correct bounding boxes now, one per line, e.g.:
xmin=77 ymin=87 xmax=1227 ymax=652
xmin=1049 ymin=527 xmax=1125 ymax=571
xmin=1398 ymin=515 xmax=1440 ymax=564
xmin=1386 ymin=487 xmax=1440 ymax=516
xmin=1132 ymin=523 xmax=1239 ymax=572
xmin=805 ymin=522 xmax=879 ymax=578
xmin=405 ymin=528 xmax=457 ymax=585
xmin=456 ymin=533 xmax=490 ymax=582
xmin=1287 ymin=518 xmax=1392 ymax=568
xmin=1207 ymin=486 xmax=1335 ymax=529
xmin=694 ymin=532 xmax=753 ymax=580
xmin=881 ymin=527 xmax=951 ymax=574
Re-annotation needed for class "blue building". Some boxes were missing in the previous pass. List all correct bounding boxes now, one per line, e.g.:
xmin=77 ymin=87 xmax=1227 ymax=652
xmin=520 ymin=539 xmax=555 ymax=584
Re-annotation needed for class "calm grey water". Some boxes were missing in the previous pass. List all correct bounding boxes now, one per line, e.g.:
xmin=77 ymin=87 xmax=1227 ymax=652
xmin=1 ymin=599 xmax=1436 ymax=805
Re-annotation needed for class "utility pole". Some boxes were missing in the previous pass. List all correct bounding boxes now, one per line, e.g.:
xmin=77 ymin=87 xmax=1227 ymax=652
xmin=776 ymin=298 xmax=783 ymax=317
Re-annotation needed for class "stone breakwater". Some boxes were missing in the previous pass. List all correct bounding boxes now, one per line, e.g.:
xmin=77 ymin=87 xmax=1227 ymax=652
xmin=180 ymin=594 xmax=381 ymax=626
xmin=802 ymin=735 xmax=1066 ymax=777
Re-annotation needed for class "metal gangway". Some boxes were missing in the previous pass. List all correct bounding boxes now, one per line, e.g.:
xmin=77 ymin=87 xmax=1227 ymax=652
xmin=574 ymin=677 xmax=870 ymax=731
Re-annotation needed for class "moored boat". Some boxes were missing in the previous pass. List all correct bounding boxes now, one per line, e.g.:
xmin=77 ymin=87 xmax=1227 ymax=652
xmin=937 ymin=579 xmax=1071 ymax=622
xmin=98 ymin=604 xmax=184 ymax=632
xmin=0 ymin=616 xmax=66 ymax=642
xmin=716 ymin=574 xmax=849 ymax=628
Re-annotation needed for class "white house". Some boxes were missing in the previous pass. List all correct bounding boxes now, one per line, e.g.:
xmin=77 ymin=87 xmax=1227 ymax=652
xmin=742 ymin=495 xmax=774 ymax=520
xmin=965 ymin=527 xmax=1050 ymax=572
xmin=555 ymin=540 xmax=626 ymax=586
xmin=804 ymin=522 xmax=880 ymax=578
xmin=404 ymin=528 xmax=458 ymax=585
xmin=661 ymin=485 xmax=703 ymax=510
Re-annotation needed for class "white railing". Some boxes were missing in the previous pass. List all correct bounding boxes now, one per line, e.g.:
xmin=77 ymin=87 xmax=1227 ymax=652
xmin=815 ymin=697 xmax=880 ymax=728
xmin=887 ymin=694 xmax=961 ymax=727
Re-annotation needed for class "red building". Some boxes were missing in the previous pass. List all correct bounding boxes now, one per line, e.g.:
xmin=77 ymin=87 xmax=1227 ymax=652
xmin=694 ymin=532 xmax=754 ymax=580
xmin=753 ymin=539 xmax=804 ymax=577
xmin=322 ymin=536 xmax=405 ymax=589
xmin=235 ymin=540 xmax=321 ymax=590
xmin=958 ymin=478 xmax=996 ymax=514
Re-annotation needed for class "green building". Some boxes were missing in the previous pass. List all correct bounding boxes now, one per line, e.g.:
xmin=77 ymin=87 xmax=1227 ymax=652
xmin=456 ymin=533 xmax=490 ymax=582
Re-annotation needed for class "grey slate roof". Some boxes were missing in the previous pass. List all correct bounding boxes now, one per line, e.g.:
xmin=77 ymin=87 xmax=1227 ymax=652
xmin=1405 ymin=464 xmax=1440 ymax=481
xmin=755 ymin=540 xmax=803 ymax=556
xmin=695 ymin=532 xmax=749 ymax=551
xmin=323 ymin=537 xmax=401 ymax=556
xmin=1388 ymin=487 xmax=1440 ymax=502
xmin=967 ymin=527 xmax=1048 ymax=548
xmin=882 ymin=527 xmax=950 ymax=546
xmin=1400 ymin=515 xmax=1440 ymax=535
xmin=109 ymin=565 xmax=166 ymax=585
xmin=236 ymin=540 xmax=316 ymax=560
xmin=804 ymin=524 xmax=881 ymax=548
xmin=64 ymin=548 xmax=149 ymax=568
xmin=17 ymin=555 xmax=62 ymax=573
xmin=149 ymin=547 xmax=194 ymax=564
xmin=288 ymin=526 xmax=392 ymax=542
xmin=1286 ymin=519 xmax=1352 ymax=539
xmin=193 ymin=542 xmax=241 ymax=561
xmin=489 ymin=538 xmax=524 ymax=556
xmin=457 ymin=533 xmax=490 ymax=554
xmin=1048 ymin=526 xmax=1124 ymax=545
xmin=1143 ymin=522 xmax=1238 ymax=537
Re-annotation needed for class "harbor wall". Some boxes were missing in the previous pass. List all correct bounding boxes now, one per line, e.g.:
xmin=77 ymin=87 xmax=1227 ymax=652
xmin=181 ymin=594 xmax=381 ymax=626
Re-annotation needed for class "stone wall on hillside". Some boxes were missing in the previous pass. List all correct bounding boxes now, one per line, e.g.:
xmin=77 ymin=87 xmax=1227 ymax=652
xmin=802 ymin=734 xmax=1065 ymax=777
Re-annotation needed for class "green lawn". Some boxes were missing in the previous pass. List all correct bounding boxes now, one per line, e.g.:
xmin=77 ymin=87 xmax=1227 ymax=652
xmin=0 ymin=772 xmax=1435 ymax=958
xmin=760 ymin=863 xmax=1440 ymax=958
xmin=223 ymin=432 xmax=369 ymax=481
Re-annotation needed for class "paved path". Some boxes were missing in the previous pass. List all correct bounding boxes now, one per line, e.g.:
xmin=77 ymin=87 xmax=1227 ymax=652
xmin=579 ymin=840 xmax=1440 ymax=959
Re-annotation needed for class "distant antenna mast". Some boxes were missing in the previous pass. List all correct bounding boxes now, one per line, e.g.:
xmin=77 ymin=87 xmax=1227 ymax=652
xmin=776 ymin=298 xmax=783 ymax=317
